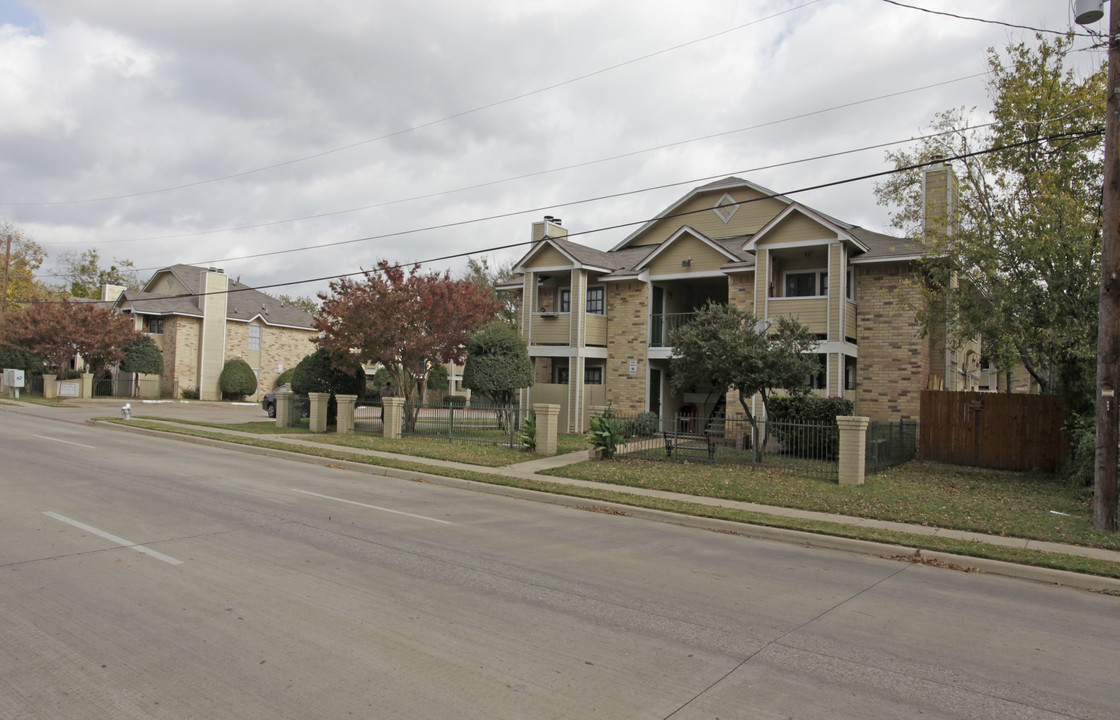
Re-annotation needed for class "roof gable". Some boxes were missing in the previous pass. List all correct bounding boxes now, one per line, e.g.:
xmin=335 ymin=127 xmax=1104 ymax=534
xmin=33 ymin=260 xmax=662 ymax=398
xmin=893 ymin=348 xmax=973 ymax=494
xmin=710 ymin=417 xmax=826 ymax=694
xmin=743 ymin=203 xmax=869 ymax=254
xmin=638 ymin=226 xmax=740 ymax=276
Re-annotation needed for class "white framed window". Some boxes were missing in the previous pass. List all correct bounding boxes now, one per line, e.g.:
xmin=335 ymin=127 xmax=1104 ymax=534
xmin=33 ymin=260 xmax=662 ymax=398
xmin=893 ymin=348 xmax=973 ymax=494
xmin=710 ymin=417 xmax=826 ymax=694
xmin=784 ymin=271 xmax=827 ymax=298
xmin=846 ymin=267 xmax=855 ymax=300
xmin=585 ymin=366 xmax=603 ymax=385
xmin=144 ymin=316 xmax=164 ymax=334
xmin=249 ymin=324 xmax=261 ymax=350
xmin=559 ymin=289 xmax=571 ymax=313
xmin=586 ymin=286 xmax=605 ymax=315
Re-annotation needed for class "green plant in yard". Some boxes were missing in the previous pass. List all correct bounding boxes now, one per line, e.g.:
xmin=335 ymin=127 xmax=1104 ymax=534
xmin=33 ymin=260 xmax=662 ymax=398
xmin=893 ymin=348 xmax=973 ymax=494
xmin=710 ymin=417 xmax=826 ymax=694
xmin=520 ymin=411 xmax=537 ymax=452
xmin=181 ymin=388 xmax=200 ymax=400
xmin=589 ymin=410 xmax=625 ymax=459
xmin=768 ymin=395 xmax=853 ymax=459
xmin=218 ymin=358 xmax=257 ymax=401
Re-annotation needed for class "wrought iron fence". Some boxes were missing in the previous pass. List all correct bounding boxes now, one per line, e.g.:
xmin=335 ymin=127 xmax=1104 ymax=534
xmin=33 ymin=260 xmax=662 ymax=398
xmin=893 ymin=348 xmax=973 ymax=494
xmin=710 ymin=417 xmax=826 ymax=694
xmin=353 ymin=399 xmax=383 ymax=433
xmin=608 ymin=409 xmax=838 ymax=477
xmin=866 ymin=420 xmax=917 ymax=473
xmin=401 ymin=401 xmax=526 ymax=447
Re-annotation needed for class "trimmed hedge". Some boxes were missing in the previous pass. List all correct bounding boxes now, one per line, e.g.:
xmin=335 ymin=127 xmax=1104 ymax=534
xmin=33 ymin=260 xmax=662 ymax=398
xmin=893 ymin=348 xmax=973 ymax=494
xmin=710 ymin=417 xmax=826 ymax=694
xmin=767 ymin=396 xmax=854 ymax=459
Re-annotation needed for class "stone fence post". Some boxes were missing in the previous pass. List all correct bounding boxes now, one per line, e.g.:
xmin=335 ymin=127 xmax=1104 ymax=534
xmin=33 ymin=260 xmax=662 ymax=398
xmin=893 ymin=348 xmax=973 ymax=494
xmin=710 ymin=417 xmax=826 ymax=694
xmin=383 ymin=397 xmax=404 ymax=439
xmin=308 ymin=392 xmax=330 ymax=433
xmin=533 ymin=403 xmax=560 ymax=456
xmin=275 ymin=389 xmax=294 ymax=428
xmin=837 ymin=416 xmax=870 ymax=486
xmin=80 ymin=372 xmax=94 ymax=399
xmin=335 ymin=394 xmax=357 ymax=434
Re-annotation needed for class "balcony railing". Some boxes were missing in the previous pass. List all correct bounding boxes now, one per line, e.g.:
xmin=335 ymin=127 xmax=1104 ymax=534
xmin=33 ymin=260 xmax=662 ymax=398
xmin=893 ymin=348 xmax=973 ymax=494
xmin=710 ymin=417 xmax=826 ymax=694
xmin=650 ymin=312 xmax=697 ymax=347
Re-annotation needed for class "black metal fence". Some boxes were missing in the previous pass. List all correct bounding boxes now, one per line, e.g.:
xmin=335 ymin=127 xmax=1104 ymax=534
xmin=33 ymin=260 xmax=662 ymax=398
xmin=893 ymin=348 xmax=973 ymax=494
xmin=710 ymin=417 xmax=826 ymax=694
xmin=866 ymin=420 xmax=918 ymax=473
xmin=609 ymin=410 xmax=839 ymax=477
xmin=400 ymin=401 xmax=526 ymax=447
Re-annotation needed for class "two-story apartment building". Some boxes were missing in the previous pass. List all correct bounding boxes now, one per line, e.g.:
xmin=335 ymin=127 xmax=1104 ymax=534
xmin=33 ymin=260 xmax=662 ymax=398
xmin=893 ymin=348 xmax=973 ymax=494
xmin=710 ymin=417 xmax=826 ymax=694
xmin=504 ymin=169 xmax=970 ymax=432
xmin=114 ymin=264 xmax=317 ymax=400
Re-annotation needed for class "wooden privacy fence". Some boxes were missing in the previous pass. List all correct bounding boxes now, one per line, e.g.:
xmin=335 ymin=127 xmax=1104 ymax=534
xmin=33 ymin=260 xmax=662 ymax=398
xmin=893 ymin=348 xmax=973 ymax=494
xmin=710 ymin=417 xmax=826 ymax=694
xmin=918 ymin=390 xmax=1067 ymax=472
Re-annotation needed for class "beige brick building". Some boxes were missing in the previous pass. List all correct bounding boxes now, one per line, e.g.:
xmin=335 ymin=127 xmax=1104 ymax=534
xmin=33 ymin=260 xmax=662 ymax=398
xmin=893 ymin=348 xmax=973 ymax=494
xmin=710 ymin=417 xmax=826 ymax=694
xmin=503 ymin=172 xmax=973 ymax=432
xmin=114 ymin=265 xmax=317 ymax=400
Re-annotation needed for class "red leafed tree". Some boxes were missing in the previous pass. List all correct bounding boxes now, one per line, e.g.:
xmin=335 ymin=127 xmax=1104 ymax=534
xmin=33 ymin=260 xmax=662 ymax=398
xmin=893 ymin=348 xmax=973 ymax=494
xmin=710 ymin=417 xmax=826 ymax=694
xmin=315 ymin=261 xmax=501 ymax=426
xmin=0 ymin=301 xmax=141 ymax=379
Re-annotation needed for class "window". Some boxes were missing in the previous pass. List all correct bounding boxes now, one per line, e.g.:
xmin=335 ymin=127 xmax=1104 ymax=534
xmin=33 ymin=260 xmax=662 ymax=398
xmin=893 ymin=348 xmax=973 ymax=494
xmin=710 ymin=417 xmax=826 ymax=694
xmin=144 ymin=316 xmax=164 ymax=334
xmin=586 ymin=286 xmax=605 ymax=315
xmin=559 ymin=289 xmax=571 ymax=313
xmin=585 ymin=366 xmax=603 ymax=385
xmin=249 ymin=325 xmax=261 ymax=350
xmin=784 ymin=271 xmax=826 ymax=298
xmin=555 ymin=367 xmax=569 ymax=384
xmin=846 ymin=268 xmax=855 ymax=300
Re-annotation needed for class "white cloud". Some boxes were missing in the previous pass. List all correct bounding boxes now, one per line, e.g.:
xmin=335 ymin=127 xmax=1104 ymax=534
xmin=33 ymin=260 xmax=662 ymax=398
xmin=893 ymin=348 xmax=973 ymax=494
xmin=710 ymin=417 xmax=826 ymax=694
xmin=0 ymin=0 xmax=1105 ymax=297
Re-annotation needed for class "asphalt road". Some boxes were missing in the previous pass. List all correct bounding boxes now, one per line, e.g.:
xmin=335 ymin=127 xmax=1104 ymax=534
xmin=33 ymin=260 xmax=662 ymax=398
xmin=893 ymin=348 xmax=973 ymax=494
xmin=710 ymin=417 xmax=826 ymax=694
xmin=1 ymin=403 xmax=1118 ymax=719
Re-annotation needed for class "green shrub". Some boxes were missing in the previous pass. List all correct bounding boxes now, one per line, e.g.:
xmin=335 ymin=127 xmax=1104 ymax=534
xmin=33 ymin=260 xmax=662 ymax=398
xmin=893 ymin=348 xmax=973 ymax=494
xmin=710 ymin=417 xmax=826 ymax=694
xmin=219 ymin=358 xmax=258 ymax=401
xmin=0 ymin=347 xmax=44 ymax=374
xmin=445 ymin=395 xmax=467 ymax=408
xmin=589 ymin=410 xmax=625 ymax=459
xmin=181 ymin=388 xmax=200 ymax=400
xmin=626 ymin=411 xmax=660 ymax=437
xmin=520 ymin=411 xmax=537 ymax=452
xmin=291 ymin=347 xmax=366 ymax=425
xmin=1061 ymin=413 xmax=1099 ymax=486
xmin=766 ymin=396 xmax=854 ymax=459
xmin=274 ymin=367 xmax=295 ymax=389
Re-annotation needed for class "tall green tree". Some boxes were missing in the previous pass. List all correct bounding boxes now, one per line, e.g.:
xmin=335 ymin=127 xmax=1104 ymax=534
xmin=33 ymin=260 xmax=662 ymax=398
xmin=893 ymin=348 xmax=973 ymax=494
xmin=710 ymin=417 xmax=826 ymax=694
xmin=59 ymin=248 xmax=141 ymax=299
xmin=668 ymin=303 xmax=819 ymax=428
xmin=875 ymin=34 xmax=1104 ymax=414
xmin=0 ymin=301 xmax=140 ymax=380
xmin=0 ymin=220 xmax=50 ymax=312
xmin=462 ymin=256 xmax=518 ymax=325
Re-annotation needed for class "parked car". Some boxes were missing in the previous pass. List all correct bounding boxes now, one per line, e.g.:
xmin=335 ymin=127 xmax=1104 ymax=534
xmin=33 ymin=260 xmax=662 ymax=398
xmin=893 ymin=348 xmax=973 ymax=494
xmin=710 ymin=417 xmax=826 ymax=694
xmin=262 ymin=384 xmax=290 ymax=418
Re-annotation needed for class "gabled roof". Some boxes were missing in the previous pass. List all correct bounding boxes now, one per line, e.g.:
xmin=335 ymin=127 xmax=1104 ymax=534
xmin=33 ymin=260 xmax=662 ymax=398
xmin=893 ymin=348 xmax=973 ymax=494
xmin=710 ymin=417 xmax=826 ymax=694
xmin=742 ymin=203 xmax=870 ymax=254
xmin=119 ymin=264 xmax=316 ymax=330
xmin=635 ymin=225 xmax=742 ymax=269
xmin=611 ymin=176 xmax=794 ymax=251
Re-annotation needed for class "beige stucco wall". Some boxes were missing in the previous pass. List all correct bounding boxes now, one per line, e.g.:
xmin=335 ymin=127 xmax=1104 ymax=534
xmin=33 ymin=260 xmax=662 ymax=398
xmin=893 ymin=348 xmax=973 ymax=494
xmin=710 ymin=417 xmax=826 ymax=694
xmin=647 ymin=235 xmax=729 ymax=275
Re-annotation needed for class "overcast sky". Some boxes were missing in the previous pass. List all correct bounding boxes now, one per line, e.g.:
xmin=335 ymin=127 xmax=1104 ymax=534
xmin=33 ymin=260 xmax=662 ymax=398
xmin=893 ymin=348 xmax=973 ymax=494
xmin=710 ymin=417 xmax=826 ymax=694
xmin=0 ymin=0 xmax=1108 ymax=301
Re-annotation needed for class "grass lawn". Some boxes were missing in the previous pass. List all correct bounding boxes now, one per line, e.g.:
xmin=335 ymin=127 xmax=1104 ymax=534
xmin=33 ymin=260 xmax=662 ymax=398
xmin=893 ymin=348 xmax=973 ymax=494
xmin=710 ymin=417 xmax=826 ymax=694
xmin=135 ymin=416 xmax=590 ymax=467
xmin=542 ymin=457 xmax=1120 ymax=551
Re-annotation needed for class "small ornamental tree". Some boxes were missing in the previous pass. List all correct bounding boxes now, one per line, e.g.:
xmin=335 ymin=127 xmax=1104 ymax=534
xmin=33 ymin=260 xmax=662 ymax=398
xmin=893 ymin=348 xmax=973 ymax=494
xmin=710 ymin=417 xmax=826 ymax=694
xmin=315 ymin=261 xmax=501 ymax=431
xmin=668 ymin=302 xmax=819 ymax=430
xmin=462 ymin=321 xmax=533 ymax=429
xmin=219 ymin=358 xmax=257 ymax=401
xmin=0 ymin=301 xmax=140 ymax=380
xmin=120 ymin=335 xmax=164 ymax=396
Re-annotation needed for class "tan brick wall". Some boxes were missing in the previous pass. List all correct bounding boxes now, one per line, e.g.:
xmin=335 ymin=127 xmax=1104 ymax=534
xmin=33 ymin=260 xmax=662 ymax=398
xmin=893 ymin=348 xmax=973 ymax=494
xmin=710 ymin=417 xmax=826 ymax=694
xmin=605 ymin=280 xmax=648 ymax=414
xmin=251 ymin=326 xmax=317 ymax=394
xmin=853 ymin=262 xmax=928 ymax=421
xmin=728 ymin=273 xmax=755 ymax=314
xmin=534 ymin=357 xmax=553 ymax=384
xmin=167 ymin=316 xmax=200 ymax=396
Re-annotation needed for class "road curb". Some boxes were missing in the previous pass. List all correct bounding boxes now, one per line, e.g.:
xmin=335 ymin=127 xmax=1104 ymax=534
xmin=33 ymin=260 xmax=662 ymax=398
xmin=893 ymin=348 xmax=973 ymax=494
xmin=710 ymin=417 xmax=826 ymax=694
xmin=97 ymin=420 xmax=1120 ymax=594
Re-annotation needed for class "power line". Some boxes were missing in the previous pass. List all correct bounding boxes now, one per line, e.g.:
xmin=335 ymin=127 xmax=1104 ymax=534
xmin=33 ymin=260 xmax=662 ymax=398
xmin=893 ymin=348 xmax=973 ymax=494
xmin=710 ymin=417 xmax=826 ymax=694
xmin=0 ymin=1 xmax=821 ymax=208
xmin=879 ymin=0 xmax=1092 ymax=36
xmin=38 ymin=71 xmax=988 ymax=248
xmin=13 ymin=127 xmax=1101 ymax=306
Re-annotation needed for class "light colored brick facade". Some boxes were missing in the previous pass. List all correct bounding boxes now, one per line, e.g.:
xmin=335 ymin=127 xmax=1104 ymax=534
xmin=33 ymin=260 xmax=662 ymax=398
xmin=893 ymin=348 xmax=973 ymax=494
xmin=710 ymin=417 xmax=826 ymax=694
xmin=504 ymin=174 xmax=976 ymax=429
xmin=117 ymin=265 xmax=317 ymax=400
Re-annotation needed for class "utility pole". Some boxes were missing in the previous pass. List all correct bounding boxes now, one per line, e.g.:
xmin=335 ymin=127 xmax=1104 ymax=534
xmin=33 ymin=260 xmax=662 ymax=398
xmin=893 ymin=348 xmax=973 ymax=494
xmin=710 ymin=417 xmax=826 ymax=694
xmin=1 ymin=233 xmax=10 ymax=317
xmin=1079 ymin=0 xmax=1120 ymax=532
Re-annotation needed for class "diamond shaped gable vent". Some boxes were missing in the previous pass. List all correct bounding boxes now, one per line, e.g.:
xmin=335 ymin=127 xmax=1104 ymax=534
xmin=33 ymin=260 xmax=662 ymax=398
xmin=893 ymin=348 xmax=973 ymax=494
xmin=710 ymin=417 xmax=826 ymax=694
xmin=713 ymin=193 xmax=739 ymax=223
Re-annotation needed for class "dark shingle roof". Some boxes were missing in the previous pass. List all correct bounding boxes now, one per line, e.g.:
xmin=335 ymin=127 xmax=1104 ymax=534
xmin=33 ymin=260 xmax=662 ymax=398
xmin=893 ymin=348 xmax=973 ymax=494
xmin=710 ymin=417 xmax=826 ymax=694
xmin=121 ymin=264 xmax=316 ymax=329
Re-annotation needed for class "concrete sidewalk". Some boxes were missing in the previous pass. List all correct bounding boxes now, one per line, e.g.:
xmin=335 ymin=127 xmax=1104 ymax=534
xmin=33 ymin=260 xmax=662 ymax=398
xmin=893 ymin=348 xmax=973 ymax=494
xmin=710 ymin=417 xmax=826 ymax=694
xmin=7 ymin=399 xmax=1119 ymax=590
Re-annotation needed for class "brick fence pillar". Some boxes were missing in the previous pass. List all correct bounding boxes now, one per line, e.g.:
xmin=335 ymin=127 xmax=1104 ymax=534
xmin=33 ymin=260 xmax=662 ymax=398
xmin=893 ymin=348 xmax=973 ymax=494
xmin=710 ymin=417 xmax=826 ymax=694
xmin=533 ymin=403 xmax=560 ymax=456
xmin=383 ymin=397 xmax=404 ymax=439
xmin=837 ymin=416 xmax=870 ymax=486
xmin=335 ymin=394 xmax=357 ymax=434
xmin=308 ymin=392 xmax=330 ymax=433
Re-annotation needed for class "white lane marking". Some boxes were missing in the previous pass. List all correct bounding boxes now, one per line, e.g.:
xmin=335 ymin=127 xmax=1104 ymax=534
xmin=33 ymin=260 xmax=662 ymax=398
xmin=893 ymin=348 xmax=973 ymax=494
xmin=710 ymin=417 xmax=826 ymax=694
xmin=33 ymin=435 xmax=96 ymax=449
xmin=43 ymin=512 xmax=185 ymax=565
xmin=292 ymin=489 xmax=453 ymax=525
